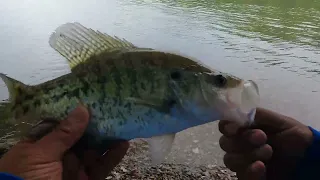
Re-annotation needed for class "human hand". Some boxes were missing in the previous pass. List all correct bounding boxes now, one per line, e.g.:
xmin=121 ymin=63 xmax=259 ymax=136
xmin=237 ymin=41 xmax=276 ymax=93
xmin=0 ymin=105 xmax=129 ymax=180
xmin=218 ymin=107 xmax=313 ymax=180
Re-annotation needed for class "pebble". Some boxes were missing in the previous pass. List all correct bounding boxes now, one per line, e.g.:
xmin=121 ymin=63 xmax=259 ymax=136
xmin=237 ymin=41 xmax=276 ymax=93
xmin=120 ymin=166 xmax=128 ymax=173
xmin=192 ymin=147 xmax=200 ymax=154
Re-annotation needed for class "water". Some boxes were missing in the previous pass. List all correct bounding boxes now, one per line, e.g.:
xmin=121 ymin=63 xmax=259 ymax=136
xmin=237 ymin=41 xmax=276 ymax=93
xmin=1 ymin=0 xmax=319 ymax=126
xmin=0 ymin=0 xmax=320 ymax=166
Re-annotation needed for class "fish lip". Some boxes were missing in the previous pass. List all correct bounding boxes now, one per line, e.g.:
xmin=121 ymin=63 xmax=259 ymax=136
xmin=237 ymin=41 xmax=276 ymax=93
xmin=224 ymin=80 xmax=260 ymax=125
xmin=199 ymin=77 xmax=259 ymax=124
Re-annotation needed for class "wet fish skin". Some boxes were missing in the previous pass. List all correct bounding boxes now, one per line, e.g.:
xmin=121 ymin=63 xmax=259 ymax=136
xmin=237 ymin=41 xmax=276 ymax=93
xmin=0 ymin=65 xmax=211 ymax=138
xmin=0 ymin=22 xmax=260 ymax=164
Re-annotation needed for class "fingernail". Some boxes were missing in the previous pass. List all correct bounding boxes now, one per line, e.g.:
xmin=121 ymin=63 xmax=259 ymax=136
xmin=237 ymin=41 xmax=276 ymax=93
xmin=224 ymin=123 xmax=240 ymax=135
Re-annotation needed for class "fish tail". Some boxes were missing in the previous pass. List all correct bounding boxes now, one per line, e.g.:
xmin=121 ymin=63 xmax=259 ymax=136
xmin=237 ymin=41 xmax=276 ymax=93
xmin=0 ymin=73 xmax=28 ymax=122
xmin=0 ymin=73 xmax=27 ymax=102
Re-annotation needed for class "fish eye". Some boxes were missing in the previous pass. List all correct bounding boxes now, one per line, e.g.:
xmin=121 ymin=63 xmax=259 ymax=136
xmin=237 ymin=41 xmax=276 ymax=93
xmin=214 ymin=74 xmax=227 ymax=87
xmin=170 ymin=71 xmax=181 ymax=80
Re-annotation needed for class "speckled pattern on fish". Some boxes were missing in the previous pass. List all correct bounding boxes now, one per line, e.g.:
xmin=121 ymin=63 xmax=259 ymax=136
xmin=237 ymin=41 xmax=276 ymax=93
xmin=0 ymin=22 xmax=260 ymax=164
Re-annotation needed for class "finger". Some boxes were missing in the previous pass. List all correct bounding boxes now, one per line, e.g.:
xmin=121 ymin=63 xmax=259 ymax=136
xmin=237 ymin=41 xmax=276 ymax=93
xmin=78 ymin=166 xmax=89 ymax=180
xmin=219 ymin=129 xmax=267 ymax=153
xmin=252 ymin=108 xmax=299 ymax=133
xmin=264 ymin=157 xmax=299 ymax=180
xmin=87 ymin=141 xmax=129 ymax=180
xmin=16 ymin=137 xmax=36 ymax=145
xmin=220 ymin=108 xmax=297 ymax=135
xmin=250 ymin=144 xmax=273 ymax=162
xmin=36 ymin=105 xmax=90 ymax=158
xmin=101 ymin=141 xmax=129 ymax=172
xmin=28 ymin=119 xmax=60 ymax=140
xmin=236 ymin=161 xmax=266 ymax=180
xmin=62 ymin=152 xmax=81 ymax=180
xmin=82 ymin=149 xmax=100 ymax=171
xmin=242 ymin=129 xmax=268 ymax=146
xmin=224 ymin=153 xmax=247 ymax=172
xmin=218 ymin=120 xmax=243 ymax=137
xmin=223 ymin=144 xmax=272 ymax=172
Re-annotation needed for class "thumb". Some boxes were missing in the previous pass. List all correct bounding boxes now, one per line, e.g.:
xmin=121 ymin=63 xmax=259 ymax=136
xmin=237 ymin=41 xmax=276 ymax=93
xmin=252 ymin=107 xmax=299 ymax=133
xmin=36 ymin=105 xmax=90 ymax=158
xmin=219 ymin=107 xmax=294 ymax=136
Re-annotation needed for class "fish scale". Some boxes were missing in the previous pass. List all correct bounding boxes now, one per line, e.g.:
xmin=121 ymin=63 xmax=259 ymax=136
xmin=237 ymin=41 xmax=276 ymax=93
xmin=0 ymin=22 xmax=260 ymax=165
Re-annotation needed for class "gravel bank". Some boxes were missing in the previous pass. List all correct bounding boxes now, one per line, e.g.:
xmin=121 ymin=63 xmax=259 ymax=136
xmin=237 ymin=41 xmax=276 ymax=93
xmin=0 ymin=138 xmax=237 ymax=180
xmin=109 ymin=139 xmax=237 ymax=180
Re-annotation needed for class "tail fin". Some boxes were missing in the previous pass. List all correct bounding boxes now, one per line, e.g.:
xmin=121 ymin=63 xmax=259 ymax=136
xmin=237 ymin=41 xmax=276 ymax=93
xmin=0 ymin=73 xmax=27 ymax=123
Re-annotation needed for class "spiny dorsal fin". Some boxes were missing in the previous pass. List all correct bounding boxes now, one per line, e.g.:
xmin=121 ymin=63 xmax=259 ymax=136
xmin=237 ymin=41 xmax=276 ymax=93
xmin=49 ymin=22 xmax=137 ymax=70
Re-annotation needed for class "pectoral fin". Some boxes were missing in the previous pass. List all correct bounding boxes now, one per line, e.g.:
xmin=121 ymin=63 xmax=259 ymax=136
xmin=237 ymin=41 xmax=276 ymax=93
xmin=126 ymin=97 xmax=179 ymax=114
xmin=147 ymin=133 xmax=176 ymax=165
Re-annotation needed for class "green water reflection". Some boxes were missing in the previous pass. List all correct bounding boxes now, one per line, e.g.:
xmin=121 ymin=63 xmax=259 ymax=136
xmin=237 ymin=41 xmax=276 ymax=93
xmin=143 ymin=0 xmax=320 ymax=48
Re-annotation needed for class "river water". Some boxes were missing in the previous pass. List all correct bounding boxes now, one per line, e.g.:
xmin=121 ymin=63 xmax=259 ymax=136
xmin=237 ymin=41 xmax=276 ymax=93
xmin=0 ymin=0 xmax=320 ymax=165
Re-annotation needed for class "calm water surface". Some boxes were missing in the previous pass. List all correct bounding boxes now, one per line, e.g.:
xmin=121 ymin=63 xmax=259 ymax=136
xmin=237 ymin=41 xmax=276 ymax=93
xmin=1 ymin=0 xmax=320 ymax=129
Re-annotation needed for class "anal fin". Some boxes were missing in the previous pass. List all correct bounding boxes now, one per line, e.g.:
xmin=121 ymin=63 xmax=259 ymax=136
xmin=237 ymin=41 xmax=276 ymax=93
xmin=147 ymin=133 xmax=176 ymax=165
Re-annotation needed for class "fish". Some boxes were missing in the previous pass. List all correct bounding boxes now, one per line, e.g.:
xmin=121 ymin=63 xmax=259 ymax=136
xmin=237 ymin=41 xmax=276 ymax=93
xmin=0 ymin=22 xmax=260 ymax=165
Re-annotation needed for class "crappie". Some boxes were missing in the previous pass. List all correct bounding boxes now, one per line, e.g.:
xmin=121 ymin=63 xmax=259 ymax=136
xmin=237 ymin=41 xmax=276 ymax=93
xmin=0 ymin=22 xmax=259 ymax=164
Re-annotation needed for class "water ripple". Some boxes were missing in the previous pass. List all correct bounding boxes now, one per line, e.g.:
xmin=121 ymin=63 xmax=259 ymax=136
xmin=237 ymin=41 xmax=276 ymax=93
xmin=134 ymin=0 xmax=320 ymax=78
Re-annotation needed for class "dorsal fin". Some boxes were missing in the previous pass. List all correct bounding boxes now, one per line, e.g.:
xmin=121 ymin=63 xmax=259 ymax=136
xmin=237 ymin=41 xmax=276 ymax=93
xmin=49 ymin=22 xmax=137 ymax=70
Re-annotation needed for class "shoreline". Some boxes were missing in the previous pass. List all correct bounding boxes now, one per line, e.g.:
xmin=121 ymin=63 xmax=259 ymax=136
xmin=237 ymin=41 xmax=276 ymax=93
xmin=0 ymin=138 xmax=237 ymax=180
xmin=109 ymin=139 xmax=237 ymax=180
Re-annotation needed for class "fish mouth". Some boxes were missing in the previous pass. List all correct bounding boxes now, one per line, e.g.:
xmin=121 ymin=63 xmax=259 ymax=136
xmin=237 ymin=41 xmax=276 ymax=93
xmin=225 ymin=80 xmax=260 ymax=125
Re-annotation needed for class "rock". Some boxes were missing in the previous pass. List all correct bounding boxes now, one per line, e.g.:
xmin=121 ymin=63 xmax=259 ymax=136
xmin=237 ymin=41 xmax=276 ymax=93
xmin=192 ymin=147 xmax=200 ymax=154
xmin=120 ymin=166 xmax=128 ymax=173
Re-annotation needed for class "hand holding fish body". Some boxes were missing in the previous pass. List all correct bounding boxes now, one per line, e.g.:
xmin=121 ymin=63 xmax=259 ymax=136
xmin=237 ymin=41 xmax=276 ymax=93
xmin=0 ymin=22 xmax=260 ymax=164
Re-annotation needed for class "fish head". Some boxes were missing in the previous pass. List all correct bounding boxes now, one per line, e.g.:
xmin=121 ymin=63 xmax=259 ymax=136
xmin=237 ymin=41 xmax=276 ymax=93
xmin=169 ymin=69 xmax=260 ymax=126
xmin=201 ymin=72 xmax=259 ymax=125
